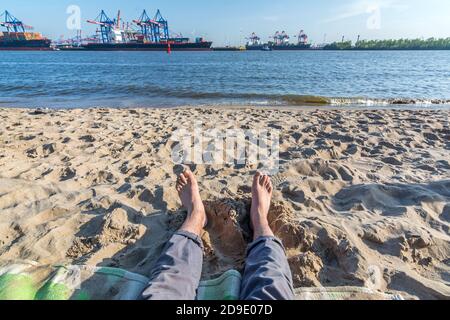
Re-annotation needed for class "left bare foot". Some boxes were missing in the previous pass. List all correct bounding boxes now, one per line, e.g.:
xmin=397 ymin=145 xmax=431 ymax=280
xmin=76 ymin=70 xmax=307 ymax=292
xmin=176 ymin=169 xmax=206 ymax=236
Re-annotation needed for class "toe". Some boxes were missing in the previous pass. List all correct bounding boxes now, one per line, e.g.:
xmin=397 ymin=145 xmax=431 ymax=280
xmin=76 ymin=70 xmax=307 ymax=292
xmin=179 ymin=174 xmax=188 ymax=184
xmin=267 ymin=180 xmax=273 ymax=194
xmin=177 ymin=178 xmax=187 ymax=188
xmin=261 ymin=175 xmax=269 ymax=186
xmin=259 ymin=175 xmax=265 ymax=186
xmin=264 ymin=176 xmax=271 ymax=188
xmin=184 ymin=170 xmax=196 ymax=184
xmin=253 ymin=172 xmax=262 ymax=185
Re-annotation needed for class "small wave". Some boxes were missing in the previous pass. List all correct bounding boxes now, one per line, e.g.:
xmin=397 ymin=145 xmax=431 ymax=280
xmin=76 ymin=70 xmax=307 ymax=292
xmin=276 ymin=95 xmax=450 ymax=106
xmin=2 ymin=81 xmax=450 ymax=108
xmin=327 ymin=97 xmax=450 ymax=106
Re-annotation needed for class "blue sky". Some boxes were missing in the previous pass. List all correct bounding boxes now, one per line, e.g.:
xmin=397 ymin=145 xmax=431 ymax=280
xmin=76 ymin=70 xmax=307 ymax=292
xmin=1 ymin=0 xmax=450 ymax=45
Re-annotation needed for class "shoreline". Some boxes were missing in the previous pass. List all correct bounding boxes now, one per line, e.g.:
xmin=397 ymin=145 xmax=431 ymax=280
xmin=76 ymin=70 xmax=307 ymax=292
xmin=2 ymin=103 xmax=450 ymax=112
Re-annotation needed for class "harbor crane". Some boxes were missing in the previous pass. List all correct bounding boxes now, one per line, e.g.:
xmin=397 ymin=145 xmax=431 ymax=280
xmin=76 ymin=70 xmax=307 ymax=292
xmin=133 ymin=9 xmax=162 ymax=42
xmin=272 ymin=31 xmax=289 ymax=45
xmin=87 ymin=10 xmax=117 ymax=44
xmin=246 ymin=32 xmax=261 ymax=45
xmin=0 ymin=10 xmax=34 ymax=32
xmin=296 ymin=30 xmax=308 ymax=44
xmin=153 ymin=10 xmax=169 ymax=42
xmin=133 ymin=9 xmax=169 ymax=42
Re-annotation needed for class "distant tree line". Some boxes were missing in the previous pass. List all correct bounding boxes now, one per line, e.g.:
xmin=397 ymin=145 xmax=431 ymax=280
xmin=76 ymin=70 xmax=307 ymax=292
xmin=323 ymin=38 xmax=450 ymax=50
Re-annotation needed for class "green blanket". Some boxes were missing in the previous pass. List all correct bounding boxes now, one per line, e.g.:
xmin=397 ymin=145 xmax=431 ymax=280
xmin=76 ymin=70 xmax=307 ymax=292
xmin=0 ymin=261 xmax=402 ymax=300
xmin=0 ymin=261 xmax=241 ymax=300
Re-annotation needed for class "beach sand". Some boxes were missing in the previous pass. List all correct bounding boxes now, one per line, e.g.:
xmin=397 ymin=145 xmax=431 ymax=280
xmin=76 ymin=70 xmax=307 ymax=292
xmin=0 ymin=107 xmax=449 ymax=300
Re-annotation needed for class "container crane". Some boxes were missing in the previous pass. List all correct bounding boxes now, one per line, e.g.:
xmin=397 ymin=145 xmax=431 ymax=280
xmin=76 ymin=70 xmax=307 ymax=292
xmin=133 ymin=9 xmax=162 ymax=42
xmin=153 ymin=9 xmax=169 ymax=42
xmin=133 ymin=9 xmax=169 ymax=43
xmin=87 ymin=10 xmax=118 ymax=44
xmin=246 ymin=32 xmax=261 ymax=46
xmin=296 ymin=30 xmax=308 ymax=44
xmin=272 ymin=31 xmax=289 ymax=45
xmin=0 ymin=10 xmax=34 ymax=32
xmin=280 ymin=31 xmax=289 ymax=44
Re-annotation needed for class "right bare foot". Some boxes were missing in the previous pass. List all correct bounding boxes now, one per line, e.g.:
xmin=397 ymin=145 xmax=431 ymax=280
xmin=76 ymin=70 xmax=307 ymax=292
xmin=176 ymin=169 xmax=206 ymax=236
xmin=250 ymin=172 xmax=275 ymax=241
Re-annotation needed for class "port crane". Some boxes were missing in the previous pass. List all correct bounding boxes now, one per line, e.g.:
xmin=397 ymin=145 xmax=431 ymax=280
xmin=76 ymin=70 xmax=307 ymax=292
xmin=246 ymin=32 xmax=261 ymax=45
xmin=0 ymin=10 xmax=34 ymax=32
xmin=133 ymin=9 xmax=163 ymax=42
xmin=272 ymin=31 xmax=290 ymax=45
xmin=296 ymin=30 xmax=308 ymax=44
xmin=87 ymin=10 xmax=117 ymax=43
xmin=153 ymin=10 xmax=169 ymax=42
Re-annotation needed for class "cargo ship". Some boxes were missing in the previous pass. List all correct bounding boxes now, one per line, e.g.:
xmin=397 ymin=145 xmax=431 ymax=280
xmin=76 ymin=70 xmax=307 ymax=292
xmin=0 ymin=11 xmax=51 ymax=50
xmin=245 ymin=33 xmax=265 ymax=50
xmin=79 ymin=9 xmax=212 ymax=51
xmin=269 ymin=30 xmax=311 ymax=50
xmin=83 ymin=38 xmax=213 ymax=51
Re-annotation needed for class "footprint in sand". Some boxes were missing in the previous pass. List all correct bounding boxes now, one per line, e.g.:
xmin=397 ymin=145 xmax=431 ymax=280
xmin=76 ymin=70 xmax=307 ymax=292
xmin=203 ymin=200 xmax=248 ymax=262
xmin=79 ymin=135 xmax=96 ymax=143
xmin=67 ymin=208 xmax=146 ymax=260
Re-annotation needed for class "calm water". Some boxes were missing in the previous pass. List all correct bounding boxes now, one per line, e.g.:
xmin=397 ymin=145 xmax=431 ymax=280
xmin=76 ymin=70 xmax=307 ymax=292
xmin=0 ymin=50 xmax=450 ymax=108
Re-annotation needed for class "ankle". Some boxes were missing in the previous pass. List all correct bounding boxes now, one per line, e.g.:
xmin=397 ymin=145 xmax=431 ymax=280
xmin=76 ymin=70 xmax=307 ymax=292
xmin=252 ymin=224 xmax=274 ymax=241
xmin=251 ymin=213 xmax=273 ymax=240
xmin=180 ymin=207 xmax=206 ymax=236
xmin=180 ymin=218 xmax=204 ymax=236
xmin=251 ymin=209 xmax=269 ymax=226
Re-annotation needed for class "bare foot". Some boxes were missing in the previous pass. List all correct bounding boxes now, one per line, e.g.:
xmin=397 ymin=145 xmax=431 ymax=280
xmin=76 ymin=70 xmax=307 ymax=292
xmin=250 ymin=172 xmax=275 ymax=241
xmin=176 ymin=169 xmax=206 ymax=236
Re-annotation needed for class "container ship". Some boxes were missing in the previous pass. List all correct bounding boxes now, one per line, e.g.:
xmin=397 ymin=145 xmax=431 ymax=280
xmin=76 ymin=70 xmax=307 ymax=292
xmin=0 ymin=11 xmax=51 ymax=50
xmin=76 ymin=9 xmax=212 ymax=51
xmin=245 ymin=33 xmax=265 ymax=50
xmin=246 ymin=30 xmax=311 ymax=51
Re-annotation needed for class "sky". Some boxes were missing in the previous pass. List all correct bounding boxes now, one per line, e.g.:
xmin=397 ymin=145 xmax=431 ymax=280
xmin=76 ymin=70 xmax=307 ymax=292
xmin=1 ymin=0 xmax=450 ymax=45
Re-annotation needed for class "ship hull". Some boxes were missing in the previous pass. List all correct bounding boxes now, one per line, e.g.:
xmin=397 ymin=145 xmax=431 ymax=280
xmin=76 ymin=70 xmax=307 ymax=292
xmin=0 ymin=39 xmax=52 ymax=51
xmin=246 ymin=44 xmax=312 ymax=51
xmin=82 ymin=42 xmax=213 ymax=51
xmin=212 ymin=47 xmax=244 ymax=51
xmin=272 ymin=44 xmax=312 ymax=50
xmin=246 ymin=45 xmax=265 ymax=50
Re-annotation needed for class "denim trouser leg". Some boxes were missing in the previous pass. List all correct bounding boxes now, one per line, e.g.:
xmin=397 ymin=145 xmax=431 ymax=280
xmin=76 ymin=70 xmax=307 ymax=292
xmin=240 ymin=236 xmax=295 ymax=300
xmin=141 ymin=231 xmax=203 ymax=300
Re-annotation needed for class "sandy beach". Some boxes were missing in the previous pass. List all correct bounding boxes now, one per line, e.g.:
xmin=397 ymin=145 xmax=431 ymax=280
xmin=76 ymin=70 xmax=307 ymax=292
xmin=0 ymin=107 xmax=449 ymax=300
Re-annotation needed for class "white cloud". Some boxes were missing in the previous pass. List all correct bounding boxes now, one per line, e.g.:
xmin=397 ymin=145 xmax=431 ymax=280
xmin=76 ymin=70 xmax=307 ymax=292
xmin=322 ymin=0 xmax=409 ymax=23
